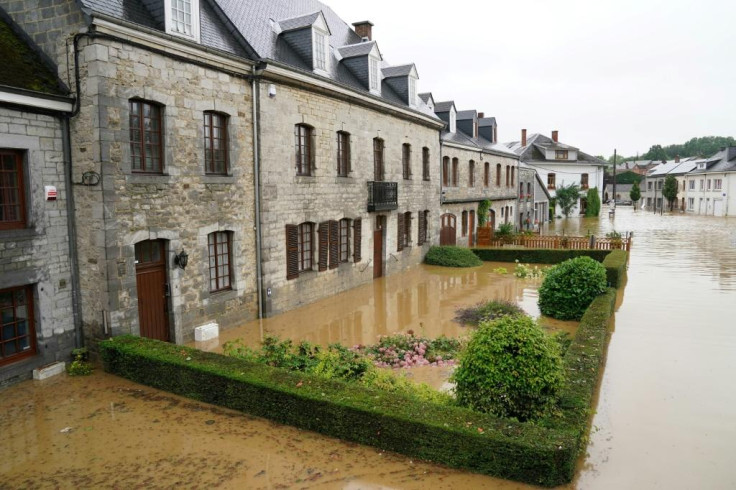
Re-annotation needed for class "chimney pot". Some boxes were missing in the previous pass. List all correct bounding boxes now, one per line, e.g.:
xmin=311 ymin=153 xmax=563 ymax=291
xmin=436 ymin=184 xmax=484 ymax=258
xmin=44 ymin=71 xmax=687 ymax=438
xmin=478 ymin=112 xmax=484 ymax=118
xmin=552 ymin=130 xmax=559 ymax=142
xmin=675 ymin=154 xmax=680 ymax=163
xmin=521 ymin=129 xmax=527 ymax=147
xmin=352 ymin=21 xmax=374 ymax=41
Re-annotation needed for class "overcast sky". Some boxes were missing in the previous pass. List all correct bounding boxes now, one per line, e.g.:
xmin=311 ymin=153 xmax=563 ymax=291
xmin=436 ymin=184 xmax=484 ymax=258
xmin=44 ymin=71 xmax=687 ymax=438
xmin=326 ymin=0 xmax=736 ymax=158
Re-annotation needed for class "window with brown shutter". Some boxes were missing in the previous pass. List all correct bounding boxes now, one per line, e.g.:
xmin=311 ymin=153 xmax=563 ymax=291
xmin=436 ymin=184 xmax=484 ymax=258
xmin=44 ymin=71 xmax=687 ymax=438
xmin=353 ymin=218 xmax=362 ymax=262
xmin=462 ymin=210 xmax=468 ymax=236
xmin=442 ymin=156 xmax=449 ymax=186
xmin=204 ymin=111 xmax=229 ymax=174
xmin=338 ymin=218 xmax=350 ymax=263
xmin=286 ymin=224 xmax=299 ymax=279
xmin=295 ymin=124 xmax=314 ymax=176
xmin=337 ymin=131 xmax=350 ymax=177
xmin=329 ymin=220 xmax=339 ymax=269
xmin=511 ymin=167 xmax=515 ymax=186
xmin=397 ymin=213 xmax=405 ymax=251
xmin=505 ymin=165 xmax=510 ymax=187
xmin=402 ymin=143 xmax=412 ymax=180
xmin=417 ymin=211 xmax=425 ymax=245
xmin=469 ymin=160 xmax=475 ymax=187
xmin=373 ymin=138 xmax=384 ymax=181
xmin=403 ymin=211 xmax=411 ymax=247
xmin=0 ymin=285 xmax=36 ymax=366
xmin=484 ymin=162 xmax=489 ymax=187
xmin=298 ymin=222 xmax=314 ymax=272
xmin=422 ymin=147 xmax=430 ymax=181
xmin=129 ymin=99 xmax=163 ymax=173
xmin=0 ymin=150 xmax=26 ymax=230
xmin=452 ymin=158 xmax=459 ymax=186
xmin=496 ymin=163 xmax=501 ymax=186
xmin=318 ymin=221 xmax=329 ymax=271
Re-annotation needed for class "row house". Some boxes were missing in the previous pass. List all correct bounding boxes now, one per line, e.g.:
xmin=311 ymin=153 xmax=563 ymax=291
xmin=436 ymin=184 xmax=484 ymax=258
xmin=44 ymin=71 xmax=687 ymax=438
xmin=682 ymin=147 xmax=736 ymax=216
xmin=506 ymin=130 xmax=606 ymax=216
xmin=641 ymin=158 xmax=698 ymax=212
xmin=0 ymin=15 xmax=76 ymax=384
xmin=425 ymin=99 xmax=519 ymax=244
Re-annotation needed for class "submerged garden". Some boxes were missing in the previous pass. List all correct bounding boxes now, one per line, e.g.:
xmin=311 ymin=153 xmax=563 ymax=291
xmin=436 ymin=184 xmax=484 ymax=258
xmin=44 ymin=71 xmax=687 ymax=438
xmin=101 ymin=247 xmax=627 ymax=486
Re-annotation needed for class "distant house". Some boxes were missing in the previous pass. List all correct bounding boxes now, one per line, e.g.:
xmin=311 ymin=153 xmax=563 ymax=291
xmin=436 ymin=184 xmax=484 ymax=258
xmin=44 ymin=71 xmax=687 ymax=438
xmin=683 ymin=147 xmax=736 ymax=216
xmin=641 ymin=158 xmax=699 ymax=212
xmin=506 ymin=130 xmax=606 ymax=216
xmin=0 ymin=15 xmax=75 ymax=383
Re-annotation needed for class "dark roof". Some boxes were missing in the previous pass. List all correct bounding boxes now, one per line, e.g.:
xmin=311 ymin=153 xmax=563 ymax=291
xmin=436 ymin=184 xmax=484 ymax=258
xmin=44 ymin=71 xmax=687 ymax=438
xmin=456 ymin=109 xmax=476 ymax=120
xmin=505 ymin=133 xmax=606 ymax=166
xmin=434 ymin=100 xmax=455 ymax=113
xmin=337 ymin=40 xmax=378 ymax=58
xmin=690 ymin=147 xmax=736 ymax=174
xmin=0 ymin=15 xmax=67 ymax=95
xmin=278 ymin=11 xmax=322 ymax=32
xmin=418 ymin=92 xmax=432 ymax=103
xmin=479 ymin=117 xmax=496 ymax=127
xmin=382 ymin=63 xmax=415 ymax=78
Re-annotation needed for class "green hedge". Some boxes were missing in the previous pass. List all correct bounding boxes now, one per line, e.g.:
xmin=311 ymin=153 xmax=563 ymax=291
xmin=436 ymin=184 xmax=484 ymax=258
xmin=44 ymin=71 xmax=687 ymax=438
xmin=101 ymin=336 xmax=575 ymax=486
xmin=101 ymin=277 xmax=621 ymax=486
xmin=425 ymin=246 xmax=483 ymax=267
xmin=471 ymin=248 xmax=628 ymax=288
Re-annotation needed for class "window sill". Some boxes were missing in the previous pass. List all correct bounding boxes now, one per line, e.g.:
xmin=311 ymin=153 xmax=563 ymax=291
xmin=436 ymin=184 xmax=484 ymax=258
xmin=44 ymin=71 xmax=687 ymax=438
xmin=295 ymin=175 xmax=317 ymax=182
xmin=207 ymin=288 xmax=237 ymax=301
xmin=203 ymin=175 xmax=235 ymax=184
xmin=128 ymin=174 xmax=173 ymax=185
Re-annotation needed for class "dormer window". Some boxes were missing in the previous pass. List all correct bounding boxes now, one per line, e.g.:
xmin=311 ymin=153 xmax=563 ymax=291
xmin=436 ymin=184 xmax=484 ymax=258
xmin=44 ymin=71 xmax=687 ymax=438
xmin=165 ymin=0 xmax=200 ymax=42
xmin=408 ymin=77 xmax=417 ymax=107
xmin=313 ymin=29 xmax=328 ymax=72
xmin=449 ymin=109 xmax=456 ymax=133
xmin=369 ymin=57 xmax=380 ymax=93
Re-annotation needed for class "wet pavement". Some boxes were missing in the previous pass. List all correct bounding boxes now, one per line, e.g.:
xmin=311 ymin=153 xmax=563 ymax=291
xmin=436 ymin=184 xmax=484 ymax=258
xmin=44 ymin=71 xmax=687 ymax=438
xmin=2 ymin=207 xmax=735 ymax=488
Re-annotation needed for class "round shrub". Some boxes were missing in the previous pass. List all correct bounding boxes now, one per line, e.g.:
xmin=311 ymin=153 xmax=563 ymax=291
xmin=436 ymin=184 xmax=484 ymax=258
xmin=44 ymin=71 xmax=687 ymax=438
xmin=452 ymin=315 xmax=564 ymax=421
xmin=424 ymin=246 xmax=482 ymax=267
xmin=537 ymin=256 xmax=607 ymax=320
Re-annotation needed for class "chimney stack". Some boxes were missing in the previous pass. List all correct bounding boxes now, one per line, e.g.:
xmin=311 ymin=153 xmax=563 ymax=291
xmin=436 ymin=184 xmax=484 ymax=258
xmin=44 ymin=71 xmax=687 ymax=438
xmin=675 ymin=155 xmax=680 ymax=163
xmin=552 ymin=130 xmax=558 ymax=142
xmin=521 ymin=129 xmax=527 ymax=147
xmin=352 ymin=21 xmax=374 ymax=41
xmin=478 ymin=112 xmax=484 ymax=118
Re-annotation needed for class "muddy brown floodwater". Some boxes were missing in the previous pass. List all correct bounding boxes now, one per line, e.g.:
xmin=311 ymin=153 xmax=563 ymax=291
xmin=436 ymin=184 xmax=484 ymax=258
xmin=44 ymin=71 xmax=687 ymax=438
xmin=3 ymin=207 xmax=735 ymax=488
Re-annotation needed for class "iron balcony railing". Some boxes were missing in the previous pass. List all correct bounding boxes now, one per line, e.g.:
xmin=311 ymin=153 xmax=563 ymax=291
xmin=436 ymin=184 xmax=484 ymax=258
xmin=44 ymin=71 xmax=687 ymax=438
xmin=367 ymin=181 xmax=398 ymax=212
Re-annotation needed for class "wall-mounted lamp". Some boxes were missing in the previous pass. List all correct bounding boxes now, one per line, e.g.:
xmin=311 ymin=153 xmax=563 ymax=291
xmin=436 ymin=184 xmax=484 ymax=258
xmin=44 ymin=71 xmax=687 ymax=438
xmin=174 ymin=250 xmax=189 ymax=270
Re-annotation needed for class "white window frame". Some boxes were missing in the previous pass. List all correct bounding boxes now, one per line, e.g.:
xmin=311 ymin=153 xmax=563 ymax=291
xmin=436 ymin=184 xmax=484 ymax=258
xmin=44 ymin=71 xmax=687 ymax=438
xmin=449 ymin=108 xmax=456 ymax=133
xmin=164 ymin=0 xmax=200 ymax=42
xmin=408 ymin=76 xmax=417 ymax=107
xmin=313 ymin=28 xmax=329 ymax=74
xmin=369 ymin=56 xmax=381 ymax=94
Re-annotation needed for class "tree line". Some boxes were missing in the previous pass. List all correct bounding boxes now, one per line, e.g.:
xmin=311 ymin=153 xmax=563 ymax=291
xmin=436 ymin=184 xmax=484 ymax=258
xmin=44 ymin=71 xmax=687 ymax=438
xmin=603 ymin=136 xmax=735 ymax=164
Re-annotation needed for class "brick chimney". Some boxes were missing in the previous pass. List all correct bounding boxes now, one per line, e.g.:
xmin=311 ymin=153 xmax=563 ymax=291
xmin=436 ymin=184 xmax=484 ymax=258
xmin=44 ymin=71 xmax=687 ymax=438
xmin=478 ymin=112 xmax=484 ymax=118
xmin=521 ymin=129 xmax=527 ymax=147
xmin=552 ymin=130 xmax=558 ymax=142
xmin=352 ymin=21 xmax=374 ymax=41
xmin=675 ymin=155 xmax=680 ymax=163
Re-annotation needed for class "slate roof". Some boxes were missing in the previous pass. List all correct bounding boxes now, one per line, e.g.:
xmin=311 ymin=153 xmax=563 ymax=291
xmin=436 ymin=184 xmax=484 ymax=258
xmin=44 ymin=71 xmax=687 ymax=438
xmin=0 ymin=15 xmax=67 ymax=95
xmin=382 ymin=64 xmax=415 ymax=78
xmin=434 ymin=100 xmax=455 ymax=113
xmin=418 ymin=92 xmax=432 ymax=103
xmin=505 ymin=133 xmax=606 ymax=166
xmin=647 ymin=159 xmax=700 ymax=177
xmin=337 ymin=40 xmax=378 ymax=59
xmin=456 ymin=110 xmax=476 ymax=120
xmin=689 ymin=147 xmax=736 ymax=174
xmin=440 ymin=126 xmax=517 ymax=158
xmin=479 ymin=117 xmax=496 ymax=127
xmin=278 ymin=11 xmax=322 ymax=32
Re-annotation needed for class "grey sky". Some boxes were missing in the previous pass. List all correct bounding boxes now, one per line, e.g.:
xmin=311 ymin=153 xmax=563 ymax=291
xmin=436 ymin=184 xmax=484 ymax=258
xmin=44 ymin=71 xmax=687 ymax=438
xmin=326 ymin=0 xmax=736 ymax=158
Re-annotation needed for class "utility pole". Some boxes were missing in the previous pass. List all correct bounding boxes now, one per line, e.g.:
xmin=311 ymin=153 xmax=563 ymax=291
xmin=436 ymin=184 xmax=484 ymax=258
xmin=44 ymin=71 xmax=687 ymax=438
xmin=612 ymin=149 xmax=617 ymax=208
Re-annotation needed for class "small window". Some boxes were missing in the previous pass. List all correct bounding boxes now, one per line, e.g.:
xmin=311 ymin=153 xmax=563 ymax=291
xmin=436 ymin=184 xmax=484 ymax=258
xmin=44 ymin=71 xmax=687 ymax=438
xmin=648 ymin=182 xmax=653 ymax=190
xmin=689 ymin=180 xmax=695 ymax=190
xmin=581 ymin=173 xmax=589 ymax=189
xmin=130 ymin=99 xmax=164 ymax=173
xmin=408 ymin=77 xmax=417 ymax=106
xmin=373 ymin=138 xmax=384 ymax=181
xmin=422 ymin=147 xmax=430 ymax=181
xmin=484 ymin=162 xmax=489 ymax=187
xmin=0 ymin=285 xmax=36 ymax=366
xmin=418 ymin=210 xmax=429 ymax=245
xmin=204 ymin=112 xmax=228 ymax=175
xmin=295 ymin=124 xmax=314 ymax=176
xmin=314 ymin=30 xmax=328 ymax=72
xmin=298 ymin=222 xmax=313 ymax=271
xmin=337 ymin=131 xmax=350 ymax=177
xmin=699 ymin=179 xmax=704 ymax=190
xmin=339 ymin=218 xmax=351 ymax=262
xmin=208 ymin=231 xmax=232 ymax=292
xmin=511 ymin=167 xmax=515 ymax=186
xmin=369 ymin=57 xmax=380 ymax=92
xmin=505 ymin=165 xmax=510 ymax=187
xmin=468 ymin=160 xmax=475 ymax=187
xmin=707 ymin=179 xmax=712 ymax=190
xmin=715 ymin=179 xmax=722 ymax=190
xmin=461 ymin=210 xmax=468 ymax=237
xmin=555 ymin=150 xmax=568 ymax=160
xmin=442 ymin=156 xmax=450 ymax=186
xmin=0 ymin=150 xmax=26 ymax=230
xmin=547 ymin=173 xmax=556 ymax=189
xmin=402 ymin=143 xmax=412 ymax=180
xmin=496 ymin=163 xmax=501 ymax=186
xmin=404 ymin=211 xmax=412 ymax=248
xmin=452 ymin=158 xmax=459 ymax=187
xmin=166 ymin=0 xmax=199 ymax=40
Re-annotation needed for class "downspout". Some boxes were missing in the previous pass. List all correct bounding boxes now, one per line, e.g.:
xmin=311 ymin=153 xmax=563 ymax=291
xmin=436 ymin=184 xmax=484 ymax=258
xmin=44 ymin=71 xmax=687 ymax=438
xmin=252 ymin=64 xmax=264 ymax=318
xmin=61 ymin=115 xmax=83 ymax=348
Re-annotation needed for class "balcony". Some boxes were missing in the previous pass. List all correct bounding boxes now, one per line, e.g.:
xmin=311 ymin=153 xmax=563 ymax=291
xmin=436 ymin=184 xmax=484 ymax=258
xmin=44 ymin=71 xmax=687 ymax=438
xmin=367 ymin=181 xmax=398 ymax=212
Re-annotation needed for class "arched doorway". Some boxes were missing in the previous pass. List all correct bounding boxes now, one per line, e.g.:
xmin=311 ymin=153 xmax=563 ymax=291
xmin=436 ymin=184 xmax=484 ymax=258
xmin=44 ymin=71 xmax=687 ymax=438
xmin=440 ymin=213 xmax=456 ymax=246
xmin=135 ymin=239 xmax=170 ymax=341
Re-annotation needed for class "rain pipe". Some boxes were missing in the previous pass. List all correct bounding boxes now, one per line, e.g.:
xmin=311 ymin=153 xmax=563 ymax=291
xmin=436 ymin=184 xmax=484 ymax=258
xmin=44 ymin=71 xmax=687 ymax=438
xmin=62 ymin=115 xmax=83 ymax=348
xmin=252 ymin=62 xmax=266 ymax=318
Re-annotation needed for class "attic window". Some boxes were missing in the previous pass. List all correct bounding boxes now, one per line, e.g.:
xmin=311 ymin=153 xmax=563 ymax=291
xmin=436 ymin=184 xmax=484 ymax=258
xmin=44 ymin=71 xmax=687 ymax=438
xmin=408 ymin=77 xmax=417 ymax=107
xmin=555 ymin=150 xmax=568 ymax=160
xmin=313 ymin=30 xmax=328 ymax=72
xmin=369 ymin=57 xmax=380 ymax=93
xmin=165 ymin=0 xmax=200 ymax=42
xmin=449 ymin=109 xmax=456 ymax=133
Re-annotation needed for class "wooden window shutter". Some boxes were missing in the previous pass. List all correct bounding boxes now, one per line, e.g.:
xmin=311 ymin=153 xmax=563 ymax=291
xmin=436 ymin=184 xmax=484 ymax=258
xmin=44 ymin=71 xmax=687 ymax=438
xmin=347 ymin=135 xmax=352 ymax=174
xmin=310 ymin=128 xmax=316 ymax=173
xmin=418 ymin=212 xmax=425 ymax=245
xmin=318 ymin=221 xmax=329 ymax=271
xmin=329 ymin=220 xmax=339 ymax=269
xmin=397 ymin=213 xmax=405 ymax=251
xmin=353 ymin=219 xmax=362 ymax=262
xmin=286 ymin=224 xmax=299 ymax=280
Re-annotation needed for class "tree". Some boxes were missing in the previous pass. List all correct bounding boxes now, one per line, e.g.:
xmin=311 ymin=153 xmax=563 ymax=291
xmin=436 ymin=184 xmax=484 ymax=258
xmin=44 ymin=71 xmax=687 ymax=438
xmin=643 ymin=144 xmax=668 ymax=162
xmin=555 ymin=183 xmax=581 ymax=218
xmin=630 ymin=181 xmax=641 ymax=209
xmin=662 ymin=175 xmax=678 ymax=211
xmin=585 ymin=187 xmax=601 ymax=217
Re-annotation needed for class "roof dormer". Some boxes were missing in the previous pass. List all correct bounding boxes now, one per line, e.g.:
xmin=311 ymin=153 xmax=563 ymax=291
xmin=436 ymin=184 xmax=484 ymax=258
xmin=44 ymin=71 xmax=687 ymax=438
xmin=419 ymin=93 xmax=435 ymax=112
xmin=278 ymin=11 xmax=332 ymax=76
xmin=382 ymin=64 xmax=419 ymax=107
xmin=164 ymin=0 xmax=200 ymax=42
xmin=433 ymin=101 xmax=457 ymax=132
xmin=478 ymin=117 xmax=497 ymax=143
xmin=337 ymin=40 xmax=382 ymax=95
xmin=456 ymin=110 xmax=477 ymax=138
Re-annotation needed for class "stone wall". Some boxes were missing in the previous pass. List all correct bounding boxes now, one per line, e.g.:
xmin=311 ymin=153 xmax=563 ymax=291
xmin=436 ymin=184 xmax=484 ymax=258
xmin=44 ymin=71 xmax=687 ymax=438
xmin=258 ymin=80 xmax=441 ymax=315
xmin=71 ymin=36 xmax=257 ymax=344
xmin=0 ymin=107 xmax=75 ymax=384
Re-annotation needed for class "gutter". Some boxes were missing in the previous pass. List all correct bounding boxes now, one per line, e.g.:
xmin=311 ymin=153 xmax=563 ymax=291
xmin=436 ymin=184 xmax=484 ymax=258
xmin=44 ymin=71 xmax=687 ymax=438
xmin=252 ymin=63 xmax=265 ymax=319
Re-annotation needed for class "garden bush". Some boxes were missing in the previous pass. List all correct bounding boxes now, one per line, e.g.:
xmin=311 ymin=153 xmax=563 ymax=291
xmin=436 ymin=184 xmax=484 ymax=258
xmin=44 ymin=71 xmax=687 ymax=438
xmin=538 ymin=256 xmax=607 ymax=320
xmin=454 ymin=300 xmax=524 ymax=326
xmin=452 ymin=315 xmax=565 ymax=421
xmin=424 ymin=246 xmax=482 ymax=267
xmin=472 ymin=248 xmax=610 ymax=264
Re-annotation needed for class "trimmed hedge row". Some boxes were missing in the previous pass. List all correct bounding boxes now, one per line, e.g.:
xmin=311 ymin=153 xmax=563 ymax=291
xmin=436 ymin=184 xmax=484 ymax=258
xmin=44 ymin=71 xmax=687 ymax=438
xmin=471 ymin=248 xmax=628 ymax=288
xmin=101 ymin=336 xmax=575 ymax=486
xmin=424 ymin=246 xmax=483 ymax=267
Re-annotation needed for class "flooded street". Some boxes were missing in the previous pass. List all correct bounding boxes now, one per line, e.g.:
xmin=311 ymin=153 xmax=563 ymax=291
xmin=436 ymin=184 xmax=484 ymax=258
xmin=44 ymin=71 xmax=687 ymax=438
xmin=2 ymin=207 xmax=735 ymax=488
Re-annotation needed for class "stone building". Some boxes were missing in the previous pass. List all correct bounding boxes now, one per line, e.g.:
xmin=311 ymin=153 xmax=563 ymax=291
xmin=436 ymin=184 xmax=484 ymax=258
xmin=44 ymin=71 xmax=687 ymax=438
xmin=0 ymin=14 xmax=76 ymax=384
xmin=682 ymin=150 xmax=736 ymax=216
xmin=4 ymin=0 xmax=260 ymax=345
xmin=426 ymin=99 xmax=518 ymax=243
xmin=507 ymin=130 xmax=606 ymax=216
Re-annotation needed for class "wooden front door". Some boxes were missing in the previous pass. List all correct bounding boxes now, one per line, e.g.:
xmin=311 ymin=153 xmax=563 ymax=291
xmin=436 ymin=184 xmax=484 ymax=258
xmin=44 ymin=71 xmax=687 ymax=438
xmin=440 ymin=213 xmax=456 ymax=246
xmin=468 ymin=211 xmax=475 ymax=247
xmin=135 ymin=240 xmax=170 ymax=341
